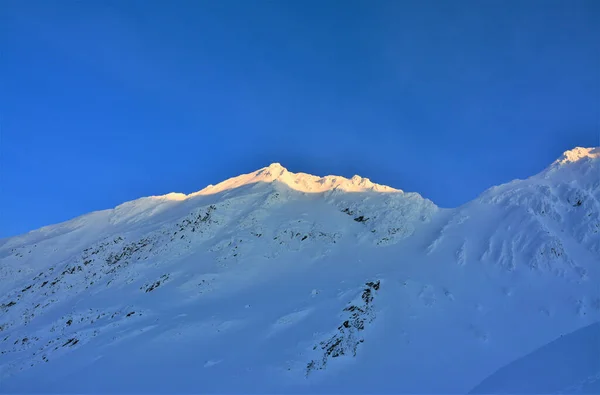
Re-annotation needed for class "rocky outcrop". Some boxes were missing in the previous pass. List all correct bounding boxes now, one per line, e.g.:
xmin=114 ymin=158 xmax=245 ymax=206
xmin=306 ymin=280 xmax=380 ymax=376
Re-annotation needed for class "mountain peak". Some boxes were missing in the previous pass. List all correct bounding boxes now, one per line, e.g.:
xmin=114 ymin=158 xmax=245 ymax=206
xmin=198 ymin=164 xmax=399 ymax=196
xmin=255 ymin=163 xmax=288 ymax=179
xmin=553 ymin=147 xmax=600 ymax=165
xmin=267 ymin=162 xmax=285 ymax=170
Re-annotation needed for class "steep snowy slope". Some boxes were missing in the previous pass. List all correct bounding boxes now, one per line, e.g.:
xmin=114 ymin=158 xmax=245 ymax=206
xmin=0 ymin=148 xmax=598 ymax=393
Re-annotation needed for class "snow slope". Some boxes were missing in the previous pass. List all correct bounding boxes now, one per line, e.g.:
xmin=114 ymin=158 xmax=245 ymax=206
xmin=469 ymin=321 xmax=600 ymax=394
xmin=0 ymin=147 xmax=598 ymax=393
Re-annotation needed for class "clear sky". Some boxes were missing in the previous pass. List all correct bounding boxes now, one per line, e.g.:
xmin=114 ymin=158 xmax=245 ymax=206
xmin=1 ymin=0 xmax=599 ymax=238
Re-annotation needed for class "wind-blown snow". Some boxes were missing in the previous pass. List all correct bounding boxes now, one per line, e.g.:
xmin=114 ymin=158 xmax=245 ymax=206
xmin=0 ymin=148 xmax=598 ymax=393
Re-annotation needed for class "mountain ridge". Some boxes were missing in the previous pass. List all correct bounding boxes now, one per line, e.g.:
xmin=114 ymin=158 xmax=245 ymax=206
xmin=137 ymin=146 xmax=600 ymax=204
xmin=0 ymin=146 xmax=598 ymax=393
xmin=3 ymin=146 xmax=597 ymax=244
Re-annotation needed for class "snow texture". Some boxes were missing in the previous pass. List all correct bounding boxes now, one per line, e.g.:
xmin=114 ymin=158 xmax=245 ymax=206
xmin=0 ymin=147 xmax=599 ymax=393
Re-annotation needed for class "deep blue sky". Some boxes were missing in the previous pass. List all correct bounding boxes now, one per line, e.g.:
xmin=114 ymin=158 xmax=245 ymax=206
xmin=1 ymin=0 xmax=599 ymax=238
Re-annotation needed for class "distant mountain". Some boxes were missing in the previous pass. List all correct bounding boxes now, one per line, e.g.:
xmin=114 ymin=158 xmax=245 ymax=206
xmin=0 ymin=147 xmax=598 ymax=394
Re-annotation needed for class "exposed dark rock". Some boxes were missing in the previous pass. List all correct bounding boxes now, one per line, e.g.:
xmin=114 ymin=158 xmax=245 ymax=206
xmin=306 ymin=280 xmax=380 ymax=376
xmin=146 ymin=281 xmax=161 ymax=292
xmin=1 ymin=301 xmax=16 ymax=309
xmin=62 ymin=338 xmax=79 ymax=347
xmin=366 ymin=280 xmax=381 ymax=291
xmin=144 ymin=274 xmax=169 ymax=292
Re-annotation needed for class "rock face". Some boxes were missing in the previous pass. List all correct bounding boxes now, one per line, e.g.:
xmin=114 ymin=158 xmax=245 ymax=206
xmin=0 ymin=148 xmax=599 ymax=394
xmin=306 ymin=280 xmax=380 ymax=376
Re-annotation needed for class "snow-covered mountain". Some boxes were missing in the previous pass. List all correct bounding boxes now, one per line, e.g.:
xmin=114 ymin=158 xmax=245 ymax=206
xmin=0 ymin=147 xmax=598 ymax=394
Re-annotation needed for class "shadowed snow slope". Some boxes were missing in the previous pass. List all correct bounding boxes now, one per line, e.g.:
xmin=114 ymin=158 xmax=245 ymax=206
xmin=0 ymin=147 xmax=599 ymax=394
xmin=469 ymin=321 xmax=600 ymax=394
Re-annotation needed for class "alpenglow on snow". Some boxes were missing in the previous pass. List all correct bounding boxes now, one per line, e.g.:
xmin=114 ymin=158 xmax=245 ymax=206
xmin=0 ymin=147 xmax=599 ymax=394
